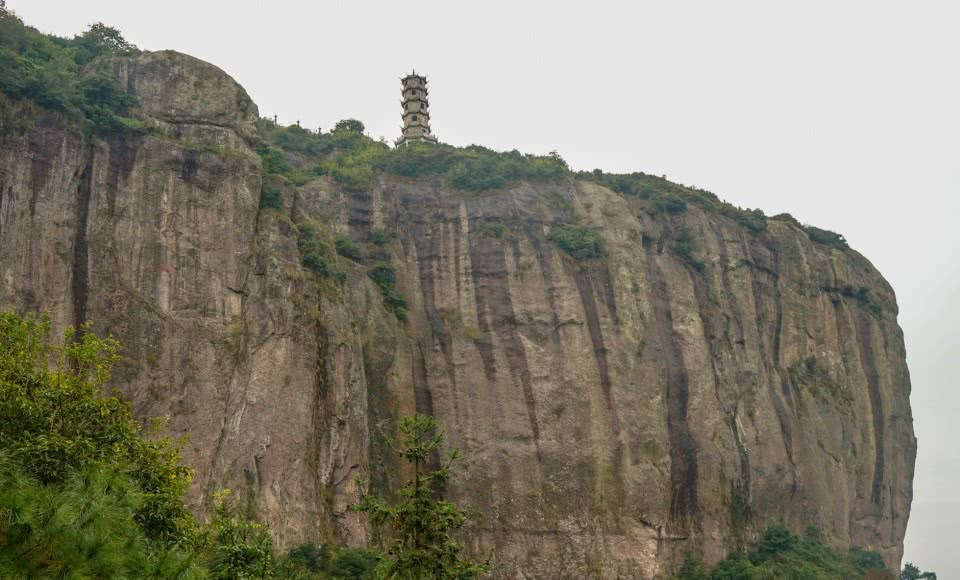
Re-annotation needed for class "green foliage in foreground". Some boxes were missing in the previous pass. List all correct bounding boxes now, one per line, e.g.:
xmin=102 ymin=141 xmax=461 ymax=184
xmin=671 ymin=525 xmax=910 ymax=580
xmin=0 ymin=4 xmax=140 ymax=135
xmin=352 ymin=414 xmax=489 ymax=580
xmin=0 ymin=312 xmax=195 ymax=544
xmin=549 ymin=223 xmax=604 ymax=260
xmin=0 ymin=460 xmax=203 ymax=580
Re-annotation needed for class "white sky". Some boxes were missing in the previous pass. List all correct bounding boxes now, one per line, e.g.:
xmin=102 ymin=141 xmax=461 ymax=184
xmin=10 ymin=0 xmax=957 ymax=574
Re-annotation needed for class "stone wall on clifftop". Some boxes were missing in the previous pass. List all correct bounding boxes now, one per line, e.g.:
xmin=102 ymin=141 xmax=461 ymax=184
xmin=0 ymin=50 xmax=915 ymax=579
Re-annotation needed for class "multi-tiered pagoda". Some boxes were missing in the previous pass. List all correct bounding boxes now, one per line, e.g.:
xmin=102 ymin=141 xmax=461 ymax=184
xmin=396 ymin=71 xmax=438 ymax=146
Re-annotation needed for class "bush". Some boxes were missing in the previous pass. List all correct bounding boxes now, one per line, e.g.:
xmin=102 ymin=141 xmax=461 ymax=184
xmin=334 ymin=118 xmax=365 ymax=133
xmin=549 ymin=224 xmax=604 ymax=260
xmin=352 ymin=414 xmax=489 ymax=580
xmin=259 ymin=179 xmax=284 ymax=209
xmin=580 ymin=170 xmax=769 ymax=234
xmin=476 ymin=220 xmax=506 ymax=239
xmin=674 ymin=229 xmax=705 ymax=272
xmin=805 ymin=225 xmax=849 ymax=249
xmin=824 ymin=284 xmax=882 ymax=316
xmin=368 ymin=261 xmax=407 ymax=321
xmin=653 ymin=194 xmax=688 ymax=215
xmin=206 ymin=491 xmax=278 ymax=580
xmin=788 ymin=356 xmax=844 ymax=400
xmin=676 ymin=553 xmax=709 ymax=580
xmin=770 ymin=212 xmax=802 ymax=227
xmin=370 ymin=229 xmax=393 ymax=246
xmin=0 ymin=460 xmax=203 ymax=580
xmin=257 ymin=144 xmax=292 ymax=175
xmin=297 ymin=222 xmax=346 ymax=284
xmin=678 ymin=525 xmax=897 ymax=580
xmin=335 ymin=234 xmax=364 ymax=261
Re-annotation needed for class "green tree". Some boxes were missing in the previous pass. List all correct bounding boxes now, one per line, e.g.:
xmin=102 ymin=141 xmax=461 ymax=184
xmin=0 ymin=459 xmax=203 ymax=580
xmin=352 ymin=414 xmax=489 ymax=580
xmin=901 ymin=563 xmax=937 ymax=580
xmin=675 ymin=552 xmax=709 ymax=580
xmin=206 ymin=490 xmax=278 ymax=580
xmin=334 ymin=119 xmax=365 ymax=134
xmin=0 ymin=311 xmax=195 ymax=543
xmin=70 ymin=22 xmax=138 ymax=65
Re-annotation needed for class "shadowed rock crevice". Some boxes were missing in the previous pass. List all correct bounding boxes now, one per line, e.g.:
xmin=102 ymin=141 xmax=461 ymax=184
xmin=855 ymin=312 xmax=885 ymax=505
xmin=468 ymin=216 xmax=543 ymax=463
xmin=645 ymin=247 xmax=699 ymax=524
xmin=71 ymin=153 xmax=94 ymax=329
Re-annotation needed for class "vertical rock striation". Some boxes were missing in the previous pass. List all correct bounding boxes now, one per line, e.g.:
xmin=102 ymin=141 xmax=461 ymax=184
xmin=0 ymin=50 xmax=914 ymax=579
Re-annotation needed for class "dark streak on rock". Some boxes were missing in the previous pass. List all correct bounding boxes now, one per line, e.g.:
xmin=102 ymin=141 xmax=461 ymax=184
xmin=401 ymin=190 xmax=450 ymax=416
xmin=751 ymin=239 xmax=797 ymax=488
xmin=572 ymin=265 xmax=614 ymax=413
xmin=645 ymin=247 xmax=698 ymax=523
xmin=855 ymin=312 xmax=885 ymax=505
xmin=72 ymin=151 xmax=94 ymax=330
xmin=469 ymin=214 xmax=543 ymax=463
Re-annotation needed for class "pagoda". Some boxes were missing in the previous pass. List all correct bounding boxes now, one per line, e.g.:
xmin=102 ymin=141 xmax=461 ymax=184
xmin=396 ymin=71 xmax=438 ymax=146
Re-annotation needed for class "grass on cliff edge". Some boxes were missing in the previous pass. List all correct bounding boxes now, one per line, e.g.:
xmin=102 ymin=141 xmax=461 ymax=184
xmin=255 ymin=118 xmax=850 ymax=249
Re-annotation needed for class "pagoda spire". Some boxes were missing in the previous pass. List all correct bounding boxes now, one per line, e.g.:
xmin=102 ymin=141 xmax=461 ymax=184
xmin=396 ymin=71 xmax=438 ymax=146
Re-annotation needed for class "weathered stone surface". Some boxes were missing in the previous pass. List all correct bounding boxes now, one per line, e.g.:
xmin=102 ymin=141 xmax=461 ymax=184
xmin=109 ymin=50 xmax=259 ymax=147
xmin=0 ymin=51 xmax=915 ymax=580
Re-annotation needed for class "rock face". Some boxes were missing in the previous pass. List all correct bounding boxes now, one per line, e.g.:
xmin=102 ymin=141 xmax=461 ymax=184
xmin=0 ymin=51 xmax=915 ymax=579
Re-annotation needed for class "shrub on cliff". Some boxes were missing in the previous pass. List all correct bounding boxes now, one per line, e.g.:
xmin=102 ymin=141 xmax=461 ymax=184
xmin=297 ymin=222 xmax=347 ymax=284
xmin=674 ymin=229 xmax=705 ymax=272
xmin=368 ymin=261 xmax=408 ymax=321
xmin=804 ymin=225 xmax=849 ymax=249
xmin=549 ymin=223 xmax=604 ymax=260
xmin=335 ymin=234 xmax=364 ymax=261
xmin=580 ymin=170 xmax=769 ymax=233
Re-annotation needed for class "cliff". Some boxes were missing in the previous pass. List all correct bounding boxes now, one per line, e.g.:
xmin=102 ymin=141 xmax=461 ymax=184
xmin=0 ymin=51 xmax=916 ymax=579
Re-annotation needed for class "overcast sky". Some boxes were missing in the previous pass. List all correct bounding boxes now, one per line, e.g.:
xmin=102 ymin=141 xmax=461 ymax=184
xmin=10 ymin=0 xmax=957 ymax=574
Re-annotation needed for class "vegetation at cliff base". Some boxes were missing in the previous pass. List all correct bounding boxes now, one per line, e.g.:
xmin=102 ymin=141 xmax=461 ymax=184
xmin=0 ymin=310 xmax=476 ymax=580
xmin=352 ymin=414 xmax=490 ymax=580
xmin=0 ymin=311 xmax=202 ymax=578
xmin=0 ymin=2 xmax=140 ymax=135
xmin=670 ymin=525 xmax=931 ymax=580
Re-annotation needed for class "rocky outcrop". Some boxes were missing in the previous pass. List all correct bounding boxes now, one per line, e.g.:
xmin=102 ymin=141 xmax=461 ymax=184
xmin=0 ymin=50 xmax=915 ymax=579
